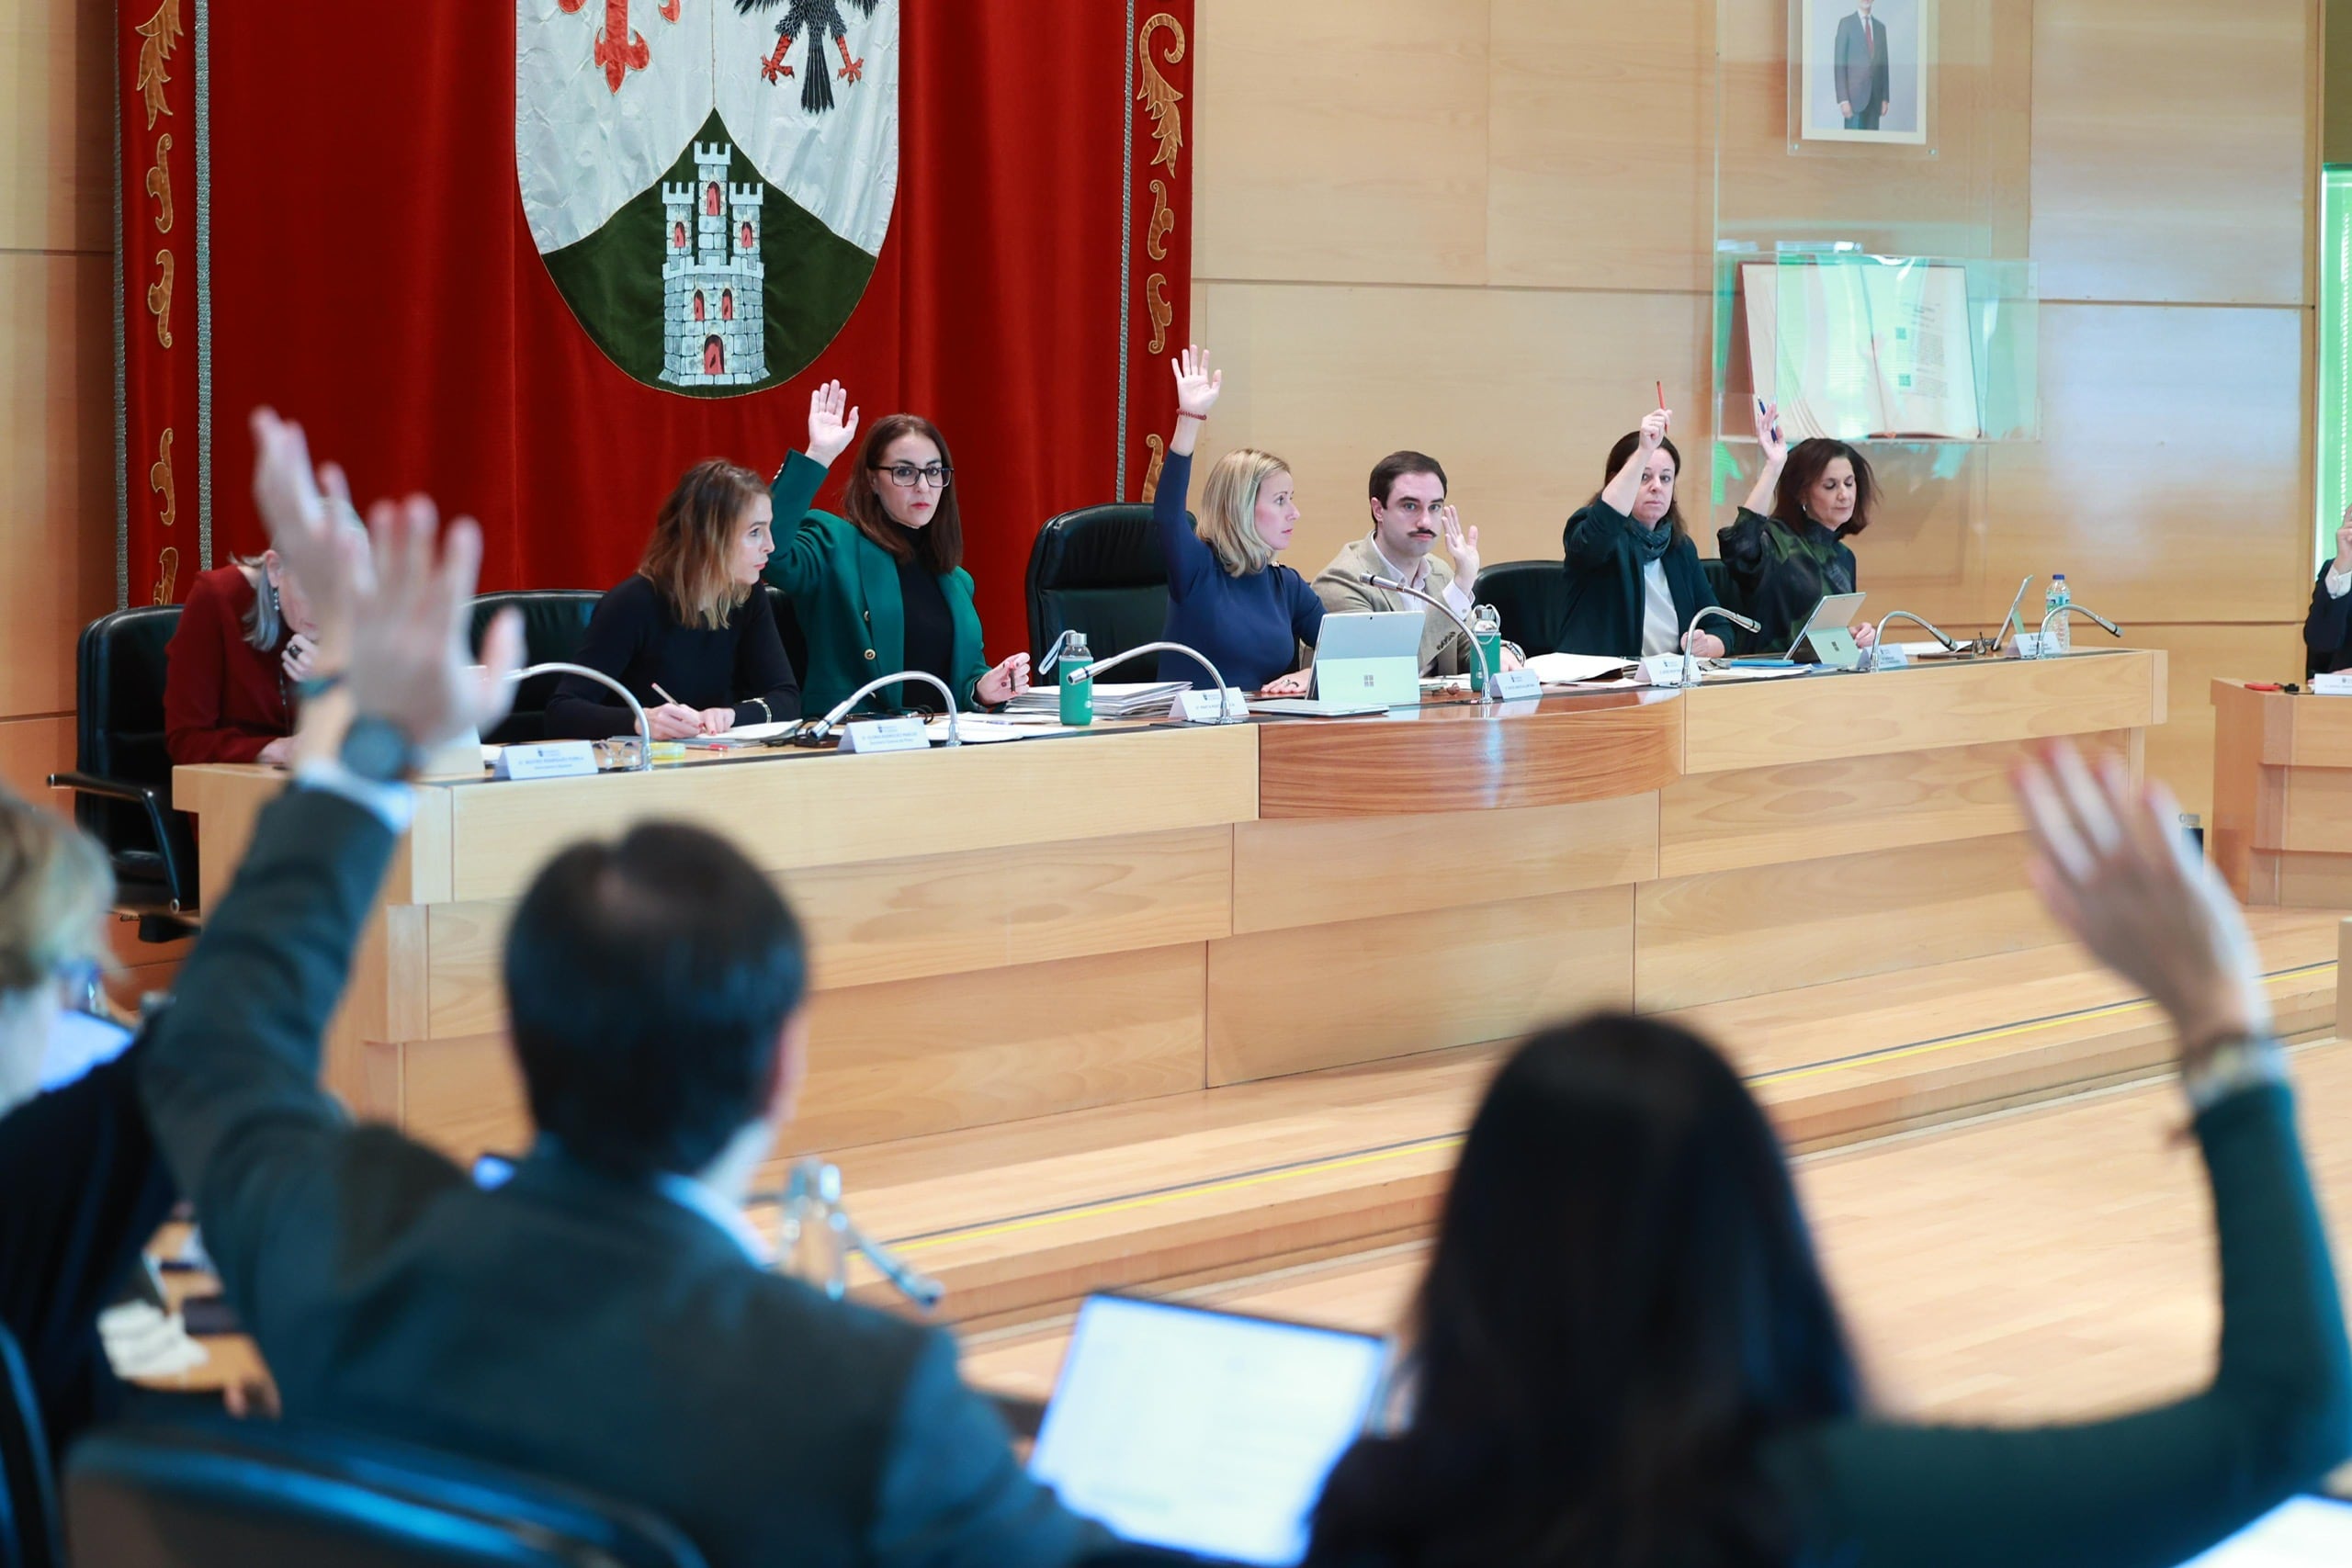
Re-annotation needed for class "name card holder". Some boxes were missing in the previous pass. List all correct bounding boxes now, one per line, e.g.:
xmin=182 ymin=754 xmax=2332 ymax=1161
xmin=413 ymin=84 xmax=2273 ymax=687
xmin=838 ymin=716 xmax=931 ymax=754
xmin=1488 ymin=667 xmax=1542 ymax=702
xmin=1640 ymin=653 xmax=1689 ymax=688
xmin=2012 ymin=632 xmax=2050 ymax=660
xmin=1866 ymin=643 xmax=1910 ymax=672
xmin=1170 ymin=688 xmax=1250 ymax=723
xmin=492 ymin=741 xmax=599 ymax=781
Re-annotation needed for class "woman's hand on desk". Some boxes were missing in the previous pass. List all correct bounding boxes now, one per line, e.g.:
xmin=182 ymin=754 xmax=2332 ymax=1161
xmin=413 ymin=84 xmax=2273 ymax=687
xmin=648 ymin=703 xmax=708 ymax=741
xmin=1681 ymin=631 xmax=1726 ymax=660
xmin=977 ymin=652 xmax=1032 ymax=706
xmin=1258 ymin=670 xmax=1313 ymax=698
xmin=2016 ymin=742 xmax=2270 ymax=1069
xmin=805 ymin=379 xmax=861 ymax=469
xmin=1852 ymin=622 xmax=1877 ymax=648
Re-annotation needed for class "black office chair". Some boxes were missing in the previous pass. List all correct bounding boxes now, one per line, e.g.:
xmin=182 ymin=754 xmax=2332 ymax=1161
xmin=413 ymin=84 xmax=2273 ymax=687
xmin=48 ymin=606 xmax=198 ymax=941
xmin=468 ymin=592 xmax=603 ymax=746
xmin=1025 ymin=504 xmax=1182 ymax=668
xmin=1476 ymin=559 xmax=1573 ymax=659
xmin=65 ymin=1417 xmax=708 ymax=1568
xmin=1701 ymin=555 xmax=1747 ymax=619
xmin=0 ymin=1324 xmax=61 ymax=1568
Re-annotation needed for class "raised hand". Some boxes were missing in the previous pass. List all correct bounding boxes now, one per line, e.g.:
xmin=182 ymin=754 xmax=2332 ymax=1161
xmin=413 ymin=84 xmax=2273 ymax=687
xmin=2334 ymin=503 xmax=2352 ymax=576
xmin=2016 ymin=742 xmax=2270 ymax=1067
xmin=1171 ymin=344 xmax=1222 ymax=422
xmin=1753 ymin=398 xmax=1787 ymax=467
xmin=807 ymin=379 xmax=862 ymax=468
xmin=1638 ymin=407 xmax=1671 ymax=455
xmin=339 ymin=495 xmax=522 ymax=750
xmin=251 ymin=409 xmax=368 ymax=640
xmin=1437 ymin=505 xmax=1480 ymax=593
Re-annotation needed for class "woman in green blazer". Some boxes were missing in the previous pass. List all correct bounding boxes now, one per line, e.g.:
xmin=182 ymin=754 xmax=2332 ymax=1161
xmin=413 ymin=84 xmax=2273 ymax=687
xmin=763 ymin=381 xmax=1031 ymax=716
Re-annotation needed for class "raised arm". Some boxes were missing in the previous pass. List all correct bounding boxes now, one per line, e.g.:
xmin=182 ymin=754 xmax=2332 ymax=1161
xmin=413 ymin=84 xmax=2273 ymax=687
xmin=1155 ymin=345 xmax=1223 ymax=596
xmin=1781 ymin=746 xmax=2351 ymax=1568
xmin=142 ymin=411 xmax=524 ymax=1308
xmin=1743 ymin=398 xmax=1788 ymax=516
xmin=764 ymin=379 xmax=861 ymax=598
xmin=1600 ymin=407 xmax=1670 ymax=519
xmin=2304 ymin=506 xmax=2352 ymax=664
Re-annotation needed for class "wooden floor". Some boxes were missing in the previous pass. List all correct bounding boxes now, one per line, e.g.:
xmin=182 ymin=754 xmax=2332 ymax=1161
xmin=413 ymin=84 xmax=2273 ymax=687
xmin=787 ymin=910 xmax=2346 ymax=1328
xmin=962 ymin=1036 xmax=2352 ymax=1442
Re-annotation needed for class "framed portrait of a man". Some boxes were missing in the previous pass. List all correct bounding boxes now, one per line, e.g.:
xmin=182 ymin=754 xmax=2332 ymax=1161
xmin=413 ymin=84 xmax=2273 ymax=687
xmin=1797 ymin=0 xmax=1930 ymax=145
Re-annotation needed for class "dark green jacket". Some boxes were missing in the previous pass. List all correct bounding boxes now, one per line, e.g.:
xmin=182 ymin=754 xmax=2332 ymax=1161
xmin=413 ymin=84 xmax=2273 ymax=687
xmin=1717 ymin=505 xmax=1859 ymax=656
xmin=1559 ymin=499 xmax=1726 ymax=660
xmin=764 ymin=450 xmax=991 ymax=716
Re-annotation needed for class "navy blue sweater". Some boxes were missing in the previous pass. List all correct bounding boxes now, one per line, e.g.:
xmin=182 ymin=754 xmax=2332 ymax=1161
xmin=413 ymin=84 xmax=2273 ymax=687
xmin=1153 ymin=452 xmax=1326 ymax=690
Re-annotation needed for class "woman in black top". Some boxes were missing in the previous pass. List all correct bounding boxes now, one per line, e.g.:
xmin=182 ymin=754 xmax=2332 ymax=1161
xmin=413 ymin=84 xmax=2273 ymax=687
xmin=547 ymin=459 xmax=802 ymax=740
xmin=1718 ymin=400 xmax=1879 ymax=655
xmin=1558 ymin=406 xmax=1730 ymax=661
xmin=1306 ymin=745 xmax=2350 ymax=1568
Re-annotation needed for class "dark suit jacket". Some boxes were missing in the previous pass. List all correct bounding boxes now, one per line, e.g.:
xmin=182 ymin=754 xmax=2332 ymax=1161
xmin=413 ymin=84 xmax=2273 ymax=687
xmin=0 ymin=1043 xmax=175 ymax=1468
xmin=2304 ymin=565 xmax=2352 ymax=676
xmin=140 ymin=787 xmax=1111 ymax=1568
xmin=1559 ymin=501 xmax=1726 ymax=660
xmin=1834 ymin=11 xmax=1892 ymax=114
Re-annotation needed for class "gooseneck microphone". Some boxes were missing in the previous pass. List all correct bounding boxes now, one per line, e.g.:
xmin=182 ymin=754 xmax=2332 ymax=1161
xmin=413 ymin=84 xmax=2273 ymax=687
xmin=1069 ymin=641 xmax=1244 ymax=721
xmin=1681 ymin=606 xmax=1762 ymax=685
xmin=514 ymin=662 xmax=653 ymax=771
xmin=1368 ymin=575 xmax=1493 ymax=700
xmin=806 ymin=670 xmax=964 ymax=746
xmin=1860 ymin=611 xmax=1962 ymax=671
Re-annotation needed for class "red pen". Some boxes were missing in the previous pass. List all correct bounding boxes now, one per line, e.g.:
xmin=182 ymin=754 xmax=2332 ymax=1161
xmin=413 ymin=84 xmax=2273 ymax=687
xmin=2247 ymin=682 xmax=2284 ymax=693
xmin=1656 ymin=380 xmax=1666 ymax=412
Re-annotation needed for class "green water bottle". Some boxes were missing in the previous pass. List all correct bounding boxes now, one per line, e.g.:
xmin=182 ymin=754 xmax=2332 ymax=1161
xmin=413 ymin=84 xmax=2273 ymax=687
xmin=1058 ymin=630 xmax=1095 ymax=726
xmin=1470 ymin=605 xmax=1503 ymax=694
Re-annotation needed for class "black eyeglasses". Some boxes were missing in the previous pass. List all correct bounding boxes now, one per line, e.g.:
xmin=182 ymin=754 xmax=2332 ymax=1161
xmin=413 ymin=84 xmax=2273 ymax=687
xmin=872 ymin=463 xmax=953 ymax=491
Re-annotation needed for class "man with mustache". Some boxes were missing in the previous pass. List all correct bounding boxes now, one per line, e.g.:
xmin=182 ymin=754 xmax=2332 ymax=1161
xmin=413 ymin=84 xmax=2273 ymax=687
xmin=1312 ymin=451 xmax=1517 ymax=679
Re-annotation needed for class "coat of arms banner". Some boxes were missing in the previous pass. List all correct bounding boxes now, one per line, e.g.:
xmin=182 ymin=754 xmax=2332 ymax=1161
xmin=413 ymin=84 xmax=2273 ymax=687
xmin=117 ymin=0 xmax=1194 ymax=647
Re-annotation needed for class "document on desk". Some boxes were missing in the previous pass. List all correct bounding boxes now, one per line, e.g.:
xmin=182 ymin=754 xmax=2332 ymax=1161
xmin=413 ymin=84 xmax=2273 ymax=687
xmin=1523 ymin=652 xmax=1635 ymax=686
xmin=685 ymin=719 xmax=802 ymax=749
xmin=923 ymin=717 xmax=1070 ymax=744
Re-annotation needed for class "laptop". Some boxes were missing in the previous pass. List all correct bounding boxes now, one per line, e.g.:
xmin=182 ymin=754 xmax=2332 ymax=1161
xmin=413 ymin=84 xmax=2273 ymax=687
xmin=1781 ymin=590 xmax=1867 ymax=660
xmin=1250 ymin=611 xmax=1423 ymax=716
xmin=2174 ymin=1495 xmax=2352 ymax=1566
xmin=1027 ymin=1294 xmax=1389 ymax=1566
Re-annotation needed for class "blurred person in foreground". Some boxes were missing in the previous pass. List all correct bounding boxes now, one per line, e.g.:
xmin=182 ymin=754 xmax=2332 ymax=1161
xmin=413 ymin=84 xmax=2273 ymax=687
xmin=138 ymin=411 xmax=1121 ymax=1568
xmin=1305 ymin=746 xmax=2350 ymax=1568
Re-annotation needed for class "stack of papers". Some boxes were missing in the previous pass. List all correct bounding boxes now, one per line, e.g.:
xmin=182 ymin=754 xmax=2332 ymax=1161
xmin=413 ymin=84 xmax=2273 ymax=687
xmin=1006 ymin=682 xmax=1190 ymax=719
xmin=1523 ymin=653 xmax=1635 ymax=685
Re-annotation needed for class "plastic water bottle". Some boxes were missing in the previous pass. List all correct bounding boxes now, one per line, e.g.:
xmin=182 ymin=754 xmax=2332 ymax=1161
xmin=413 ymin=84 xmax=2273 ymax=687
xmin=1057 ymin=630 xmax=1094 ymax=726
xmin=2043 ymin=575 xmax=2071 ymax=656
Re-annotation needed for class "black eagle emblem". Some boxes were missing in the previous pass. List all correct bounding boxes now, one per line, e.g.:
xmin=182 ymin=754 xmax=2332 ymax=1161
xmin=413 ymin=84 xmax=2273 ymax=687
xmin=737 ymin=0 xmax=881 ymax=117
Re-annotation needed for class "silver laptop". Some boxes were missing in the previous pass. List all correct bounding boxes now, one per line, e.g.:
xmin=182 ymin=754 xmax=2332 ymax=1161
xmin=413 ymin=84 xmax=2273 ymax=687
xmin=1249 ymin=610 xmax=1423 ymax=716
xmin=1783 ymin=591 xmax=1867 ymax=659
xmin=1028 ymin=1294 xmax=1388 ymax=1565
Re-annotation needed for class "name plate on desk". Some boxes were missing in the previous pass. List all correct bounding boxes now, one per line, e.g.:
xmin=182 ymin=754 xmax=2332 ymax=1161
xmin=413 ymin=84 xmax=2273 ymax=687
xmin=492 ymin=741 xmax=598 ymax=781
xmin=1640 ymin=653 xmax=1689 ymax=688
xmin=1488 ymin=668 xmax=1542 ymax=701
xmin=838 ymin=716 xmax=931 ymax=754
xmin=1866 ymin=644 xmax=1910 ymax=672
xmin=1170 ymin=688 xmax=1249 ymax=723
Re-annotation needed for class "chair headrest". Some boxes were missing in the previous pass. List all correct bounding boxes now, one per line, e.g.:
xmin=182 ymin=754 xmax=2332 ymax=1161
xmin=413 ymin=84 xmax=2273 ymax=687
xmin=1029 ymin=506 xmax=1171 ymax=592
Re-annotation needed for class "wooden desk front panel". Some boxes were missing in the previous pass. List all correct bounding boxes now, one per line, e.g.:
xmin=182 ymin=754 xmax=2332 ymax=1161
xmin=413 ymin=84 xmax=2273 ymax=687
xmin=1680 ymin=653 xmax=2164 ymax=774
xmin=2210 ymin=679 xmax=2352 ymax=908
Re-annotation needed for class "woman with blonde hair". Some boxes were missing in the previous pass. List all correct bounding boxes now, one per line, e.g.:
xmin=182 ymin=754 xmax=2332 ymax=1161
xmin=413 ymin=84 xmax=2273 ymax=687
xmin=0 ymin=789 xmax=177 ymax=1463
xmin=1151 ymin=345 xmax=1324 ymax=694
xmin=547 ymin=458 xmax=803 ymax=740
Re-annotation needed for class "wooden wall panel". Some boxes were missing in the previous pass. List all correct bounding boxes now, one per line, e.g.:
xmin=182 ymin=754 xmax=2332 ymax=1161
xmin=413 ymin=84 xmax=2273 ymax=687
xmin=0 ymin=252 xmax=113 ymax=720
xmin=2138 ymin=624 xmax=2306 ymax=821
xmin=0 ymin=716 xmax=75 ymax=814
xmin=1193 ymin=0 xmax=1490 ymax=288
xmin=0 ymin=0 xmax=110 ymax=252
xmin=1486 ymin=0 xmax=1713 ymax=293
xmin=2031 ymin=0 xmax=2314 ymax=306
xmin=1194 ymin=281 xmax=1712 ymax=588
xmin=1982 ymin=305 xmax=2309 ymax=626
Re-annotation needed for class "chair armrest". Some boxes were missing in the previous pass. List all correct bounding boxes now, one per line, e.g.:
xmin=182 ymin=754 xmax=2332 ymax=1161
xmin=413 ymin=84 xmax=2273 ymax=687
xmin=47 ymin=771 xmax=198 ymax=912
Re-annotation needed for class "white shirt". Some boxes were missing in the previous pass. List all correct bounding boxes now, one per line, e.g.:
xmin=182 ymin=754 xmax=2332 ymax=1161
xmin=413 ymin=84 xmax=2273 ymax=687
xmin=2325 ymin=564 xmax=2351 ymax=600
xmin=1639 ymin=559 xmax=1680 ymax=657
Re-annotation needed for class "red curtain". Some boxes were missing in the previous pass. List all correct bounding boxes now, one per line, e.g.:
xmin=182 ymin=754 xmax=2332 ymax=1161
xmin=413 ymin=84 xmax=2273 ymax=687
xmin=122 ymin=1 xmax=1194 ymax=650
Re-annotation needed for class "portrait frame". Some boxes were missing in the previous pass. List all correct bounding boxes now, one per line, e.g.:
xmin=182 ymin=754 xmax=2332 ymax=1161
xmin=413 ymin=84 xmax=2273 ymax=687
xmin=1793 ymin=0 xmax=1933 ymax=148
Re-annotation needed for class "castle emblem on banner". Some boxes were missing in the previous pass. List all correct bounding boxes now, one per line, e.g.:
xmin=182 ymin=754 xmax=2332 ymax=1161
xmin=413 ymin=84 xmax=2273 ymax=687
xmin=514 ymin=0 xmax=899 ymax=398
xmin=662 ymin=143 xmax=766 ymax=385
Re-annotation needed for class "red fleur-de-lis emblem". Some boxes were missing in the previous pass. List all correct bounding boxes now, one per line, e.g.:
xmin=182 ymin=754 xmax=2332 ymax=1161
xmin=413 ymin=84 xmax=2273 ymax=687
xmin=558 ymin=0 xmax=680 ymax=95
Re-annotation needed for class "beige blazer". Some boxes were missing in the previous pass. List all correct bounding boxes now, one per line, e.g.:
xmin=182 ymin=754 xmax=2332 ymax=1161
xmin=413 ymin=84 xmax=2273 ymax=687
xmin=1311 ymin=534 xmax=1473 ymax=676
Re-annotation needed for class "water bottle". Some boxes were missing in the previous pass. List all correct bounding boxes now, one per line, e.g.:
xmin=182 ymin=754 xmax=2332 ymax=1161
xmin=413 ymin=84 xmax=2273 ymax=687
xmin=1057 ymin=630 xmax=1095 ymax=726
xmin=2043 ymin=574 xmax=2071 ymax=657
xmin=1469 ymin=605 xmax=1502 ymax=694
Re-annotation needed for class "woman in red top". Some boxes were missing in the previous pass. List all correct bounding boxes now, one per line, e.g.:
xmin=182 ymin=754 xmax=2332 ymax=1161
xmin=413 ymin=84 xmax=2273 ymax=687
xmin=163 ymin=553 xmax=324 ymax=765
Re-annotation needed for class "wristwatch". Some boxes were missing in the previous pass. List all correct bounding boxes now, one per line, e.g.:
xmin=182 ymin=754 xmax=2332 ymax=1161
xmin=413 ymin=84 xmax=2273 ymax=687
xmin=339 ymin=715 xmax=424 ymax=784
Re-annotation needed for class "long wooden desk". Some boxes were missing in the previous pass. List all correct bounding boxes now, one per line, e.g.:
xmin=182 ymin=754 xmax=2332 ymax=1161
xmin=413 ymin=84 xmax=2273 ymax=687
xmin=175 ymin=649 xmax=2166 ymax=1165
xmin=2212 ymin=679 xmax=2352 ymax=907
